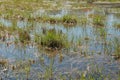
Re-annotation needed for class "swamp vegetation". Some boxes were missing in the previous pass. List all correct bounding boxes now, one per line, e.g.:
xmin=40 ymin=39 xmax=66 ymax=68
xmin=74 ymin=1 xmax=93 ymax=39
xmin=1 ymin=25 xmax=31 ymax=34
xmin=0 ymin=0 xmax=120 ymax=80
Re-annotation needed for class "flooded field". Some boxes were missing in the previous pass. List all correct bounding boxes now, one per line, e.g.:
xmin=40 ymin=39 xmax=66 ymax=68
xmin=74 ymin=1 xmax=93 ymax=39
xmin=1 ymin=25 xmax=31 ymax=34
xmin=0 ymin=0 xmax=120 ymax=80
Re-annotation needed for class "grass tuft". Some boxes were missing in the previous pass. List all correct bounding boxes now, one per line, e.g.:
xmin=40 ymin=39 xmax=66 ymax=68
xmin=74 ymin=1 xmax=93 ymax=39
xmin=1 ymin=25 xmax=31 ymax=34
xmin=93 ymin=15 xmax=105 ymax=27
xmin=35 ymin=29 xmax=69 ymax=50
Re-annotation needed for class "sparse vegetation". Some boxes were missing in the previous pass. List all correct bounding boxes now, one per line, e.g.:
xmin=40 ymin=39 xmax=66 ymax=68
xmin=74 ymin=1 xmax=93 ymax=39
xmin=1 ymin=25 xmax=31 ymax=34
xmin=0 ymin=0 xmax=119 ymax=79
xmin=18 ymin=29 xmax=31 ymax=44
xmin=112 ymin=37 xmax=120 ymax=60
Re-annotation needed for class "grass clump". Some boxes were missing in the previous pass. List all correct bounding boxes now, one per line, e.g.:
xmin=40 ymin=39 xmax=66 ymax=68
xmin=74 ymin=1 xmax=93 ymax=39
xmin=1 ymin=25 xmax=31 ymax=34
xmin=41 ymin=30 xmax=68 ymax=50
xmin=79 ymin=16 xmax=87 ymax=25
xmin=62 ymin=15 xmax=77 ymax=26
xmin=48 ymin=17 xmax=57 ymax=24
xmin=47 ymin=17 xmax=61 ymax=24
xmin=0 ymin=59 xmax=8 ymax=66
xmin=112 ymin=37 xmax=120 ymax=60
xmin=0 ymin=24 xmax=7 ymax=32
xmin=116 ymin=24 xmax=120 ymax=28
xmin=35 ymin=29 xmax=69 ymax=50
xmin=18 ymin=29 xmax=31 ymax=44
xmin=93 ymin=15 xmax=105 ymax=27
xmin=87 ymin=0 xmax=94 ymax=3
xmin=114 ymin=23 xmax=120 ymax=29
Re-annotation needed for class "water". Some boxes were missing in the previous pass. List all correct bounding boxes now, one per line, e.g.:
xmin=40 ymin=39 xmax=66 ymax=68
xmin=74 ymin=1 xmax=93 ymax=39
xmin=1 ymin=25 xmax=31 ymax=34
xmin=0 ymin=8 xmax=120 ymax=79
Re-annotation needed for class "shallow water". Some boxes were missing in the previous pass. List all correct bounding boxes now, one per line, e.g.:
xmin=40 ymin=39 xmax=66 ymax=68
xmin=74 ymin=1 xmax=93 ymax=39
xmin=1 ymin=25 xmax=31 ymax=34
xmin=0 ymin=8 xmax=120 ymax=79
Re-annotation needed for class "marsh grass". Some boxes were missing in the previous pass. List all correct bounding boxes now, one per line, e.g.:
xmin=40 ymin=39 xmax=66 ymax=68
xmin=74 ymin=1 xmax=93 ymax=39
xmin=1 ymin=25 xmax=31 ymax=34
xmin=62 ymin=15 xmax=77 ymax=26
xmin=35 ymin=29 xmax=69 ymax=51
xmin=79 ymin=16 xmax=88 ymax=25
xmin=116 ymin=24 xmax=120 ymax=28
xmin=39 ymin=16 xmax=61 ymax=24
xmin=0 ymin=25 xmax=9 ymax=41
xmin=93 ymin=15 xmax=105 ymax=27
xmin=11 ymin=59 xmax=35 ymax=79
xmin=34 ymin=29 xmax=69 ymax=51
xmin=98 ymin=27 xmax=107 ymax=39
xmin=114 ymin=23 xmax=120 ymax=29
xmin=0 ymin=24 xmax=6 ymax=31
xmin=29 ymin=15 xmax=78 ymax=25
xmin=18 ymin=29 xmax=31 ymax=44
xmin=0 ymin=0 xmax=120 ymax=79
xmin=87 ymin=0 xmax=94 ymax=4
xmin=112 ymin=37 xmax=120 ymax=60
xmin=48 ymin=17 xmax=61 ymax=24
xmin=57 ymin=63 xmax=107 ymax=80
xmin=0 ymin=59 xmax=8 ymax=66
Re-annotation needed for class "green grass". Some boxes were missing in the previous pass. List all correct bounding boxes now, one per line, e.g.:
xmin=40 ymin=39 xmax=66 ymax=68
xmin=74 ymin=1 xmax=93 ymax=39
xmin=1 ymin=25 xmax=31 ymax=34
xmin=0 ymin=0 xmax=119 ymax=79
xmin=35 ymin=29 xmax=69 ymax=50
xmin=42 ymin=31 xmax=68 ymax=50
xmin=62 ymin=15 xmax=77 ymax=26
xmin=112 ymin=37 xmax=120 ymax=60
xmin=18 ymin=29 xmax=31 ymax=44
xmin=79 ymin=16 xmax=88 ymax=25
xmin=93 ymin=15 xmax=105 ymax=27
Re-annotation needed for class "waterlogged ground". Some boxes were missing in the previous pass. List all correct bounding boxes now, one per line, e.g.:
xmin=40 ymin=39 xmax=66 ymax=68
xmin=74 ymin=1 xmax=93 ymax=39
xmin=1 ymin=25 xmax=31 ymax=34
xmin=0 ymin=1 xmax=120 ymax=80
